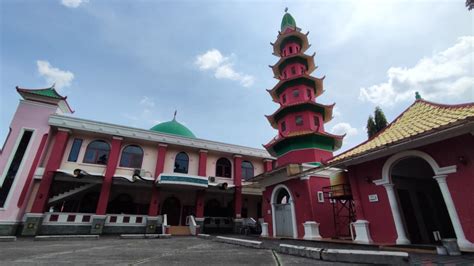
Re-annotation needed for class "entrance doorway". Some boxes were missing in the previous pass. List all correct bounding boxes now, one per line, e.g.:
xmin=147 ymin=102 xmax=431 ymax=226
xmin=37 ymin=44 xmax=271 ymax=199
xmin=391 ymin=157 xmax=455 ymax=244
xmin=272 ymin=186 xmax=294 ymax=238
xmin=162 ymin=197 xmax=181 ymax=225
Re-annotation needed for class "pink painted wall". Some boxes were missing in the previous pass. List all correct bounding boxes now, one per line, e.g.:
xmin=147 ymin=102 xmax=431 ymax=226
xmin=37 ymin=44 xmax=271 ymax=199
xmin=279 ymin=84 xmax=314 ymax=105
xmin=278 ymin=111 xmax=324 ymax=135
xmin=349 ymin=134 xmax=474 ymax=244
xmin=0 ymin=100 xmax=57 ymax=222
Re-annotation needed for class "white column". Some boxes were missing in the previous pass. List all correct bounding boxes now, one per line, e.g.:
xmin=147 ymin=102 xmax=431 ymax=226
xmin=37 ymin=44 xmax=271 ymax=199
xmin=352 ymin=220 xmax=373 ymax=244
xmin=383 ymin=183 xmax=410 ymax=245
xmin=434 ymin=175 xmax=474 ymax=251
xmin=260 ymin=222 xmax=269 ymax=237
xmin=303 ymin=221 xmax=322 ymax=240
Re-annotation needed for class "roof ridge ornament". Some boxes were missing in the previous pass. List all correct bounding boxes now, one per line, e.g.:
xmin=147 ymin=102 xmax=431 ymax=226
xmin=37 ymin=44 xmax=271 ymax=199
xmin=415 ymin=91 xmax=422 ymax=100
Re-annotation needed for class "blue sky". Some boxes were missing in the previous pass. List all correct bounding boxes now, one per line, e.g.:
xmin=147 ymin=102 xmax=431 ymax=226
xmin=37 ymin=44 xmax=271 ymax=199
xmin=1 ymin=0 xmax=473 ymax=153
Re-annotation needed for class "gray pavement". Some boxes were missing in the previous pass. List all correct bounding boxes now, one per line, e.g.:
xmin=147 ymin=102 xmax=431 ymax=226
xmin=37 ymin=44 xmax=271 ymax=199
xmin=0 ymin=236 xmax=349 ymax=265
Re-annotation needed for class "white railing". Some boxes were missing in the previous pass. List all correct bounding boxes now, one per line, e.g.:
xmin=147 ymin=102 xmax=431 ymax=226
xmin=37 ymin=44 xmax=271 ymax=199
xmin=186 ymin=215 xmax=200 ymax=235
xmin=42 ymin=212 xmax=93 ymax=225
xmin=104 ymin=214 xmax=147 ymax=226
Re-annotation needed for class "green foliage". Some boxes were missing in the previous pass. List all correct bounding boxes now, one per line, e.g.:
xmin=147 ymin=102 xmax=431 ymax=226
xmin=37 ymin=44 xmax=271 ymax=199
xmin=366 ymin=115 xmax=377 ymax=138
xmin=374 ymin=106 xmax=388 ymax=132
xmin=366 ymin=106 xmax=388 ymax=138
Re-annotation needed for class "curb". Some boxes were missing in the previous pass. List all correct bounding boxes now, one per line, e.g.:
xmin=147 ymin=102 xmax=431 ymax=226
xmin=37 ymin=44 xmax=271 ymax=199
xmin=278 ymin=243 xmax=409 ymax=265
xmin=0 ymin=236 xmax=17 ymax=242
xmin=216 ymin=236 xmax=262 ymax=249
xmin=197 ymin=234 xmax=212 ymax=239
xmin=34 ymin=235 xmax=99 ymax=241
xmin=120 ymin=234 xmax=171 ymax=239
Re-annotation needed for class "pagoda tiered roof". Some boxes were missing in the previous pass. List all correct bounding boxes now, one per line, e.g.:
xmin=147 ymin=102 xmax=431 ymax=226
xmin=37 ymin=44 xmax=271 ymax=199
xmin=267 ymin=74 xmax=325 ymax=102
xmin=16 ymin=86 xmax=73 ymax=113
xmin=270 ymin=52 xmax=316 ymax=78
xmin=264 ymin=130 xmax=344 ymax=157
xmin=271 ymin=30 xmax=310 ymax=57
xmin=266 ymin=101 xmax=335 ymax=129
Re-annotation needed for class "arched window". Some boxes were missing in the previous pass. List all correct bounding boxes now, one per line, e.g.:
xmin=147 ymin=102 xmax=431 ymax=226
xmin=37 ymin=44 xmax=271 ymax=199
xmin=276 ymin=188 xmax=291 ymax=204
xmin=216 ymin=158 xmax=231 ymax=178
xmin=241 ymin=161 xmax=254 ymax=181
xmin=83 ymin=140 xmax=110 ymax=165
xmin=174 ymin=152 xmax=189 ymax=174
xmin=119 ymin=145 xmax=143 ymax=168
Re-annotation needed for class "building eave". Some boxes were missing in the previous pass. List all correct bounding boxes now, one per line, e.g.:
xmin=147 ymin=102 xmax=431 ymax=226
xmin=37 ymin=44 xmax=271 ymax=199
xmin=48 ymin=114 xmax=274 ymax=159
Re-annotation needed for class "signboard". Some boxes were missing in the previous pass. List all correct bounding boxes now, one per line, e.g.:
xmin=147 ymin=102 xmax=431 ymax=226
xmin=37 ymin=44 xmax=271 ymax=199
xmin=368 ymin=194 xmax=379 ymax=202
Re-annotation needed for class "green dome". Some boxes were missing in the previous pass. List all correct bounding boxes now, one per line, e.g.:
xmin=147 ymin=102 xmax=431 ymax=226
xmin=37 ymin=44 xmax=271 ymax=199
xmin=281 ymin=12 xmax=296 ymax=31
xmin=150 ymin=119 xmax=196 ymax=138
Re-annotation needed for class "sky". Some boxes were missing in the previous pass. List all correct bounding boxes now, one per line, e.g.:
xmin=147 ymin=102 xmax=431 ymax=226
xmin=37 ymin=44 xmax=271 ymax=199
xmin=1 ymin=0 xmax=473 ymax=154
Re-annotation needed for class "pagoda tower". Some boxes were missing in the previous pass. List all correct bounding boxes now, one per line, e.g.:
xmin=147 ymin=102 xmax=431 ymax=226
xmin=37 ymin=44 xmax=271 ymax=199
xmin=264 ymin=11 xmax=344 ymax=167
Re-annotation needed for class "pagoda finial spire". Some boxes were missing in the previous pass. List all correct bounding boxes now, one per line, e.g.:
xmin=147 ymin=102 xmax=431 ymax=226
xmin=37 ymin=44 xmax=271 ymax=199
xmin=285 ymin=7 xmax=288 ymax=13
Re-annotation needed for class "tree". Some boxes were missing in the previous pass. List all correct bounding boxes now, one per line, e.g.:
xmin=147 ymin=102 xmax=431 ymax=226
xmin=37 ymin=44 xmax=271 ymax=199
xmin=374 ymin=106 xmax=388 ymax=132
xmin=467 ymin=0 xmax=473 ymax=10
xmin=366 ymin=116 xmax=377 ymax=139
xmin=366 ymin=106 xmax=388 ymax=138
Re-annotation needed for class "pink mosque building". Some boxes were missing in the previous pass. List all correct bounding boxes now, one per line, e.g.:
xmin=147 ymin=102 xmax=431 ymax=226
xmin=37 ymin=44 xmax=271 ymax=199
xmin=1 ymin=11 xmax=473 ymax=252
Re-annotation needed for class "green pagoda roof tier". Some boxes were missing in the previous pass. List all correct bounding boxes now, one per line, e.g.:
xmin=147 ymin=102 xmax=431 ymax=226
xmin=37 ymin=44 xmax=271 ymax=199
xmin=16 ymin=86 xmax=73 ymax=113
xmin=264 ymin=131 xmax=344 ymax=157
xmin=266 ymin=101 xmax=335 ymax=129
xmin=270 ymin=52 xmax=316 ymax=79
xmin=267 ymin=75 xmax=325 ymax=102
xmin=150 ymin=119 xmax=196 ymax=138
xmin=281 ymin=12 xmax=297 ymax=32
xmin=271 ymin=30 xmax=310 ymax=57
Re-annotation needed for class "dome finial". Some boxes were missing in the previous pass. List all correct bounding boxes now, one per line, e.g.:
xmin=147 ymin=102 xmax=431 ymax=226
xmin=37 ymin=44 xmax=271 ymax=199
xmin=173 ymin=109 xmax=177 ymax=120
xmin=285 ymin=7 xmax=288 ymax=13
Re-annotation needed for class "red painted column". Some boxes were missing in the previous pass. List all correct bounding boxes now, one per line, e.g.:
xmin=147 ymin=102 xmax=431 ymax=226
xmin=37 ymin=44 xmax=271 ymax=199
xmin=148 ymin=144 xmax=167 ymax=216
xmin=198 ymin=150 xmax=208 ymax=177
xmin=31 ymin=129 xmax=70 ymax=213
xmin=95 ymin=137 xmax=123 ymax=215
xmin=263 ymin=159 xmax=273 ymax=173
xmin=233 ymin=155 xmax=242 ymax=218
xmin=348 ymin=167 xmax=366 ymax=220
xmin=195 ymin=190 xmax=205 ymax=218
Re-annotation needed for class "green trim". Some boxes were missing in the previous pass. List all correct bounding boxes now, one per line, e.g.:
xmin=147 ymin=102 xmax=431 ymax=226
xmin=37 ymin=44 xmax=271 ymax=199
xmin=273 ymin=103 xmax=326 ymax=122
xmin=160 ymin=175 xmax=208 ymax=185
xmin=281 ymin=13 xmax=296 ymax=31
xmin=273 ymin=134 xmax=336 ymax=156
xmin=275 ymin=77 xmax=319 ymax=98
xmin=307 ymin=162 xmax=322 ymax=167
xmin=150 ymin=119 xmax=196 ymax=138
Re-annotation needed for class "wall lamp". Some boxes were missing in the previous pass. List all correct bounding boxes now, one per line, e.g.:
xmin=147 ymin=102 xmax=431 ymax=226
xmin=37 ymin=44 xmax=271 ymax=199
xmin=73 ymin=169 xmax=89 ymax=178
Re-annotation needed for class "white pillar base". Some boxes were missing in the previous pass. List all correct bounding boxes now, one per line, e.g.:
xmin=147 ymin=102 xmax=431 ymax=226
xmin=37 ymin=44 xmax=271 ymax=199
xmin=303 ymin=221 xmax=322 ymax=240
xmin=352 ymin=220 xmax=373 ymax=244
xmin=260 ymin=222 xmax=269 ymax=237
xmin=458 ymin=238 xmax=474 ymax=252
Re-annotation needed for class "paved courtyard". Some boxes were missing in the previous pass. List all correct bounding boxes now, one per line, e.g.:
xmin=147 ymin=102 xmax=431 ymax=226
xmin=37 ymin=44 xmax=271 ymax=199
xmin=0 ymin=237 xmax=349 ymax=265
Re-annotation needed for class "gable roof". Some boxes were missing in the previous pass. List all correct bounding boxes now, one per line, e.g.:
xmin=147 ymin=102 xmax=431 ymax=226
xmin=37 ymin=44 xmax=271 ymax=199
xmin=329 ymin=99 xmax=474 ymax=164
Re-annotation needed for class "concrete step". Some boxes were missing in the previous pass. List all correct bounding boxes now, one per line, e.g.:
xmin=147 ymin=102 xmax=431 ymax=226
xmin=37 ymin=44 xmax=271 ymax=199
xmin=0 ymin=236 xmax=16 ymax=242
xmin=35 ymin=235 xmax=99 ymax=241
xmin=215 ymin=236 xmax=262 ymax=248
xmin=169 ymin=226 xmax=191 ymax=236
xmin=278 ymin=243 xmax=409 ymax=265
xmin=120 ymin=234 xmax=171 ymax=239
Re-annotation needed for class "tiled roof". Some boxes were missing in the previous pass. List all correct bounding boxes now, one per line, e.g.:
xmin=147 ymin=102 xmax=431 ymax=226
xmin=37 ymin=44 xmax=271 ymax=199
xmin=16 ymin=86 xmax=66 ymax=100
xmin=329 ymin=99 xmax=474 ymax=164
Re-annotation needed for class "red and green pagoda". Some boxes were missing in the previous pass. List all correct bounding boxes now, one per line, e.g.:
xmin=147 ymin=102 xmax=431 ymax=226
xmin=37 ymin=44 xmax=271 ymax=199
xmin=264 ymin=11 xmax=344 ymax=167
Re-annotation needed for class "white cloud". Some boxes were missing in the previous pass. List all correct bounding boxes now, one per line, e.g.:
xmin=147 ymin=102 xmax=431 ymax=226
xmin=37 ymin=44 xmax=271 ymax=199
xmin=61 ymin=0 xmax=88 ymax=8
xmin=36 ymin=60 xmax=74 ymax=91
xmin=139 ymin=96 xmax=155 ymax=108
xmin=359 ymin=36 xmax=474 ymax=107
xmin=195 ymin=49 xmax=255 ymax=87
xmin=331 ymin=122 xmax=359 ymax=138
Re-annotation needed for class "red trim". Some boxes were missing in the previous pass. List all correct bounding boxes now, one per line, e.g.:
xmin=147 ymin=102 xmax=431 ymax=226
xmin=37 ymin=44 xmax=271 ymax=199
xmin=195 ymin=190 xmax=205 ymax=218
xmin=95 ymin=138 xmax=122 ymax=215
xmin=31 ymin=130 xmax=70 ymax=213
xmin=17 ymin=133 xmax=49 ymax=208
xmin=233 ymin=156 xmax=242 ymax=218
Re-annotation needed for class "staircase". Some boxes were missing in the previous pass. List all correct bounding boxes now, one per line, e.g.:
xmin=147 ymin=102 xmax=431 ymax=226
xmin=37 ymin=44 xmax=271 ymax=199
xmin=48 ymin=183 xmax=97 ymax=205
xmin=168 ymin=226 xmax=191 ymax=236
